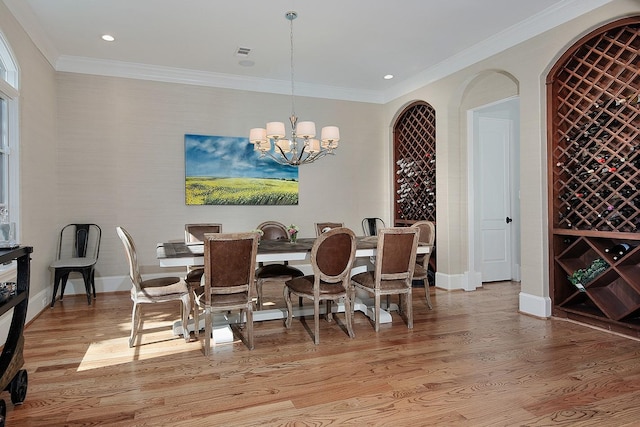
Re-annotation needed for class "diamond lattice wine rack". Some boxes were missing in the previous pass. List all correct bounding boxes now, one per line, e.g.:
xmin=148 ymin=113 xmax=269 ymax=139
xmin=393 ymin=101 xmax=436 ymax=226
xmin=548 ymin=17 xmax=640 ymax=337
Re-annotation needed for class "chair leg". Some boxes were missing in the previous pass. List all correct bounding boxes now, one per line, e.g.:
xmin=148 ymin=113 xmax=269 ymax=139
xmin=406 ymin=291 xmax=413 ymax=329
xmin=374 ymin=293 xmax=381 ymax=332
xmin=283 ymin=286 xmax=293 ymax=329
xmin=326 ymin=300 xmax=333 ymax=322
xmin=424 ymin=279 xmax=433 ymax=310
xmin=91 ymin=268 xmax=97 ymax=299
xmin=204 ymin=306 xmax=212 ymax=356
xmin=82 ymin=269 xmax=92 ymax=305
xmin=129 ymin=302 xmax=141 ymax=348
xmin=350 ymin=287 xmax=356 ymax=319
xmin=60 ymin=273 xmax=70 ymax=301
xmin=343 ymin=296 xmax=355 ymax=339
xmin=181 ymin=294 xmax=190 ymax=343
xmin=246 ymin=306 xmax=254 ymax=350
xmin=192 ymin=292 xmax=200 ymax=337
xmin=313 ymin=298 xmax=320 ymax=345
xmin=256 ymin=278 xmax=264 ymax=310
xmin=51 ymin=271 xmax=62 ymax=307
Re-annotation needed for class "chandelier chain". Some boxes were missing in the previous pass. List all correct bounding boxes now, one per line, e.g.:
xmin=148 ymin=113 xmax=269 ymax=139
xmin=289 ymin=13 xmax=296 ymax=118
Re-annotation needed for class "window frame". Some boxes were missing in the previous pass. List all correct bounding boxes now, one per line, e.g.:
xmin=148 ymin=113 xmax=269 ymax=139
xmin=0 ymin=30 xmax=20 ymax=238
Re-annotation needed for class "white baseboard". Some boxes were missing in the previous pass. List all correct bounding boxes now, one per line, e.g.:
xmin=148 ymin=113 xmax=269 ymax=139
xmin=519 ymin=291 xmax=551 ymax=318
xmin=435 ymin=271 xmax=482 ymax=291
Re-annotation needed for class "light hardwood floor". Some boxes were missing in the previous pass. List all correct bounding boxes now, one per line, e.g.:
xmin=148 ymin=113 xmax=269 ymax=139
xmin=5 ymin=282 xmax=640 ymax=426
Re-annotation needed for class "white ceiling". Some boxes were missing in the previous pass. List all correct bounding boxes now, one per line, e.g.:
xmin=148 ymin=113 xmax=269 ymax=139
xmin=2 ymin=0 xmax=612 ymax=103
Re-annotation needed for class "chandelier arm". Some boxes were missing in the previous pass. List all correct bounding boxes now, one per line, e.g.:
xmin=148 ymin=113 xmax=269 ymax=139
xmin=260 ymin=149 xmax=289 ymax=166
xmin=275 ymin=142 xmax=289 ymax=158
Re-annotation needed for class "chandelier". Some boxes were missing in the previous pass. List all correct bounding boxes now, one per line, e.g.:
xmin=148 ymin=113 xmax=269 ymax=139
xmin=249 ymin=11 xmax=340 ymax=166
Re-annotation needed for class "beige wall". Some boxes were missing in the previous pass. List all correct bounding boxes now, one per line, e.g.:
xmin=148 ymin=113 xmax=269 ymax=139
xmin=0 ymin=0 xmax=58 ymax=321
xmin=56 ymin=74 xmax=385 ymax=280
xmin=383 ymin=0 xmax=639 ymax=313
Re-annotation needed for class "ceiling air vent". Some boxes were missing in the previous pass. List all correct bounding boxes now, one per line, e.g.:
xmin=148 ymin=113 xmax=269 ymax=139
xmin=236 ymin=47 xmax=251 ymax=57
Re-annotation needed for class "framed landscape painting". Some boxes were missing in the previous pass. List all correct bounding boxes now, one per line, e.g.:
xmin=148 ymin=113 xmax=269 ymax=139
xmin=185 ymin=134 xmax=299 ymax=205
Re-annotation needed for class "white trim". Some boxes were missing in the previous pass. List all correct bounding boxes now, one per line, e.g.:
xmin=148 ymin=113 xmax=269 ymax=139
xmin=56 ymin=56 xmax=384 ymax=104
xmin=519 ymin=291 xmax=552 ymax=318
xmin=435 ymin=271 xmax=480 ymax=292
xmin=0 ymin=30 xmax=18 ymax=89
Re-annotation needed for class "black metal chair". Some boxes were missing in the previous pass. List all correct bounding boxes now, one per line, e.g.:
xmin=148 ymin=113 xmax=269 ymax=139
xmin=361 ymin=217 xmax=385 ymax=236
xmin=50 ymin=224 xmax=101 ymax=307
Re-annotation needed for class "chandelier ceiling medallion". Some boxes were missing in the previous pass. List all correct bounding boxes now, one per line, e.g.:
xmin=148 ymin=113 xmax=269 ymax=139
xmin=249 ymin=11 xmax=340 ymax=166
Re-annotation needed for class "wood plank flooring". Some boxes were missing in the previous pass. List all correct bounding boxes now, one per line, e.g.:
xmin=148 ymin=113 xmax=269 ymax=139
xmin=5 ymin=282 xmax=640 ymax=426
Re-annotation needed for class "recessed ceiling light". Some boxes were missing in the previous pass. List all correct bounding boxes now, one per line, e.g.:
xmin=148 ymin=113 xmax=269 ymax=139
xmin=384 ymin=74 xmax=394 ymax=80
xmin=101 ymin=34 xmax=115 ymax=42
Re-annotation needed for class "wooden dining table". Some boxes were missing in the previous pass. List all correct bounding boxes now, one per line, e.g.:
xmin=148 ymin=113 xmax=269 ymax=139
xmin=156 ymin=236 xmax=407 ymax=267
xmin=157 ymin=236 xmax=429 ymax=343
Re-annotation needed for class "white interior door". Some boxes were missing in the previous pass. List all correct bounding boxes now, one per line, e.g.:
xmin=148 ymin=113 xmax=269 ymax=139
xmin=478 ymin=116 xmax=512 ymax=282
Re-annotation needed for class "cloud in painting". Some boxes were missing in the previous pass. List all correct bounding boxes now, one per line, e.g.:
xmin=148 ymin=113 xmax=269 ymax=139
xmin=185 ymin=134 xmax=298 ymax=180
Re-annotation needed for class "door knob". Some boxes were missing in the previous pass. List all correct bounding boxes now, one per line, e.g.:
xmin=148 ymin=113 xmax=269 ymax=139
xmin=506 ymin=217 xmax=513 ymax=224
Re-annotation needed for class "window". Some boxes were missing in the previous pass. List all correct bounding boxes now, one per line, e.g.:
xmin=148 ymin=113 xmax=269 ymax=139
xmin=0 ymin=30 xmax=19 ymax=229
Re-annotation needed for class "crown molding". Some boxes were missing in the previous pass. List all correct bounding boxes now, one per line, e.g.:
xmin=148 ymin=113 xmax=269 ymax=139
xmin=54 ymin=55 xmax=385 ymax=104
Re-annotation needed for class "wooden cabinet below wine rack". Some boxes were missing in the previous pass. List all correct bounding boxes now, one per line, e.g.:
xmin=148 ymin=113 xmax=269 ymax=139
xmin=548 ymin=17 xmax=640 ymax=337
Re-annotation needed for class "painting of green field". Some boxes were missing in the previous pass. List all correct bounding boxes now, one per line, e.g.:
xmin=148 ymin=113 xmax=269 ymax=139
xmin=186 ymin=177 xmax=298 ymax=205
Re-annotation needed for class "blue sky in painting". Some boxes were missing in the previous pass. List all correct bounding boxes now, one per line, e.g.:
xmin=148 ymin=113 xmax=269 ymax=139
xmin=184 ymin=134 xmax=298 ymax=180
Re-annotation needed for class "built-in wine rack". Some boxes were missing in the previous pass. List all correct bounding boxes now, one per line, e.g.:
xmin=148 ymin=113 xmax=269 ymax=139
xmin=548 ymin=17 xmax=640 ymax=337
xmin=393 ymin=101 xmax=436 ymax=226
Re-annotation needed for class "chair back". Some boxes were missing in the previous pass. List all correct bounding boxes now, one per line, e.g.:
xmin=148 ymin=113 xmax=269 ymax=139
xmin=361 ymin=218 xmax=385 ymax=236
xmin=57 ymin=224 xmax=101 ymax=261
xmin=314 ymin=222 xmax=344 ymax=236
xmin=411 ymin=221 xmax=435 ymax=266
xmin=203 ymin=232 xmax=258 ymax=303
xmin=116 ymin=226 xmax=143 ymax=291
xmin=376 ymin=227 xmax=419 ymax=286
xmin=257 ymin=221 xmax=288 ymax=241
xmin=185 ymin=223 xmax=222 ymax=243
xmin=412 ymin=221 xmax=435 ymax=246
xmin=311 ymin=227 xmax=356 ymax=285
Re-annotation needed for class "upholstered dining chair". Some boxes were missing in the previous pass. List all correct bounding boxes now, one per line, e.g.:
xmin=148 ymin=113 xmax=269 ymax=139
xmin=411 ymin=220 xmax=435 ymax=309
xmin=184 ymin=223 xmax=222 ymax=333
xmin=284 ymin=227 xmax=357 ymax=345
xmin=255 ymin=221 xmax=304 ymax=310
xmin=350 ymin=227 xmax=419 ymax=332
xmin=185 ymin=223 xmax=223 ymax=243
xmin=50 ymin=223 xmax=101 ymax=307
xmin=361 ymin=217 xmax=385 ymax=236
xmin=116 ymin=226 xmax=191 ymax=347
xmin=314 ymin=222 xmax=344 ymax=236
xmin=195 ymin=232 xmax=258 ymax=355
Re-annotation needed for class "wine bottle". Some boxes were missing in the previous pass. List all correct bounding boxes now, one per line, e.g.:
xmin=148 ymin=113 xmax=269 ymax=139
xmin=606 ymin=243 xmax=632 ymax=261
